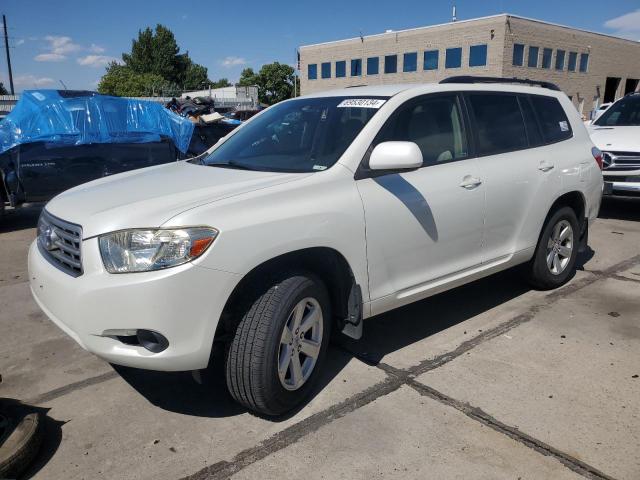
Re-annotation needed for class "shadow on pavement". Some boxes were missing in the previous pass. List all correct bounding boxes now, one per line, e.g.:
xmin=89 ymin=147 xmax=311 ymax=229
xmin=113 ymin=267 xmax=538 ymax=420
xmin=0 ymin=204 xmax=43 ymax=234
xmin=599 ymin=196 xmax=640 ymax=222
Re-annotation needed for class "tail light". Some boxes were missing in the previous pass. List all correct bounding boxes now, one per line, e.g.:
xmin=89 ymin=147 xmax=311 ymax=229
xmin=592 ymin=147 xmax=603 ymax=170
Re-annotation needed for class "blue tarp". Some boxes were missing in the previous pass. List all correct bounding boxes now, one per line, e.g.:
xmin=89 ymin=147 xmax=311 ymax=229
xmin=0 ymin=90 xmax=194 ymax=154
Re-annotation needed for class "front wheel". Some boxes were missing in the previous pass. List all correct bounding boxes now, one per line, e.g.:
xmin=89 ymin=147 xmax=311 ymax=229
xmin=526 ymin=206 xmax=580 ymax=290
xmin=225 ymin=273 xmax=331 ymax=416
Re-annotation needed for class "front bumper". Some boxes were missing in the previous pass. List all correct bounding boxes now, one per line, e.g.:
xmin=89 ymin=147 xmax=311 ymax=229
xmin=603 ymin=179 xmax=640 ymax=197
xmin=28 ymin=239 xmax=241 ymax=371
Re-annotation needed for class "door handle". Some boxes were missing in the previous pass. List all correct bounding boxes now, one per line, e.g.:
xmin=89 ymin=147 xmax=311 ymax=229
xmin=459 ymin=176 xmax=482 ymax=189
xmin=538 ymin=162 xmax=555 ymax=172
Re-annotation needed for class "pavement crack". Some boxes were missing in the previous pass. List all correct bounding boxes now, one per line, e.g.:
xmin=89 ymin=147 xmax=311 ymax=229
xmin=609 ymin=274 xmax=640 ymax=284
xmin=25 ymin=370 xmax=119 ymax=405
xmin=406 ymin=380 xmax=618 ymax=480
xmin=180 ymin=374 xmax=404 ymax=480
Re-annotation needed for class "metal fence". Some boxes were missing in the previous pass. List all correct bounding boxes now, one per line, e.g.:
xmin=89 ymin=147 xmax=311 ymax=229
xmin=0 ymin=94 xmax=258 ymax=116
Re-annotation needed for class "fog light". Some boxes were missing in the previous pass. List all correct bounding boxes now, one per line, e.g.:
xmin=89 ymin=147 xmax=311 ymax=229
xmin=136 ymin=329 xmax=169 ymax=353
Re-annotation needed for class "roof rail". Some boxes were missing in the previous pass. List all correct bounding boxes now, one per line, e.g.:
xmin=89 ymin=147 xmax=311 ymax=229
xmin=440 ymin=76 xmax=561 ymax=91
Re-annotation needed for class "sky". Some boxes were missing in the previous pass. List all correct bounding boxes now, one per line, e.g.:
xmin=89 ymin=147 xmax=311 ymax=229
xmin=1 ymin=0 xmax=639 ymax=92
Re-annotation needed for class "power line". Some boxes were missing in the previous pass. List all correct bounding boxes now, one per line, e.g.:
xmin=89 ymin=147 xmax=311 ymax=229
xmin=2 ymin=15 xmax=14 ymax=94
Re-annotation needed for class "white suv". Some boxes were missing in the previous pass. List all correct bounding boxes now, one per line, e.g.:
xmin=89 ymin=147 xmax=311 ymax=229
xmin=588 ymin=93 xmax=640 ymax=197
xmin=29 ymin=78 xmax=603 ymax=415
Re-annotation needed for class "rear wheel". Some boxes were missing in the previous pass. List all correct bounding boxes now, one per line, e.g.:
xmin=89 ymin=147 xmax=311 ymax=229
xmin=526 ymin=206 xmax=579 ymax=290
xmin=225 ymin=273 xmax=331 ymax=416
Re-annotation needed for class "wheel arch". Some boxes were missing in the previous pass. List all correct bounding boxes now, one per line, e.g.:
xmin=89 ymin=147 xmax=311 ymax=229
xmin=539 ymin=190 xmax=588 ymax=249
xmin=213 ymin=247 xmax=360 ymax=347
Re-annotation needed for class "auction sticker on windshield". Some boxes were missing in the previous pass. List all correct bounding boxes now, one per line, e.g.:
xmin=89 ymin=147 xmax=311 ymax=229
xmin=337 ymin=99 xmax=386 ymax=109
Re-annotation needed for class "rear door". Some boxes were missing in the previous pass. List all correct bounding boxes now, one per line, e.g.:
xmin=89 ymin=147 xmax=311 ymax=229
xmin=464 ymin=92 xmax=565 ymax=261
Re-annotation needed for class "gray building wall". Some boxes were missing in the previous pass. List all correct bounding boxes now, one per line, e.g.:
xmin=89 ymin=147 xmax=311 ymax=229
xmin=299 ymin=14 xmax=640 ymax=117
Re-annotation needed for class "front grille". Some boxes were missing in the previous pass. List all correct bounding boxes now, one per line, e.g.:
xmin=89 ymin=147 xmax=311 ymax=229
xmin=37 ymin=210 xmax=83 ymax=277
xmin=602 ymin=151 xmax=640 ymax=171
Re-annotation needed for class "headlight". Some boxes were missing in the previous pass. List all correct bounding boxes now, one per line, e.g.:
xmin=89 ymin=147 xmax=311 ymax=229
xmin=99 ymin=227 xmax=218 ymax=273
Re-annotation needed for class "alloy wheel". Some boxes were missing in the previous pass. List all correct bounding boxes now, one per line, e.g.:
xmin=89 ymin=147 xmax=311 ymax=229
xmin=546 ymin=219 xmax=573 ymax=275
xmin=277 ymin=297 xmax=323 ymax=391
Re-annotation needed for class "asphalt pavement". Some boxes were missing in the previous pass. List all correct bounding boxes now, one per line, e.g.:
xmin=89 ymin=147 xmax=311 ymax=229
xmin=0 ymin=197 xmax=638 ymax=480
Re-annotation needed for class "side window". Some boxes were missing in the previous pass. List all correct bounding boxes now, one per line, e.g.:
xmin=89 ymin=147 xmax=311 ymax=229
xmin=529 ymin=95 xmax=573 ymax=143
xmin=467 ymin=93 xmax=528 ymax=156
xmin=519 ymin=96 xmax=544 ymax=147
xmin=376 ymin=95 xmax=468 ymax=166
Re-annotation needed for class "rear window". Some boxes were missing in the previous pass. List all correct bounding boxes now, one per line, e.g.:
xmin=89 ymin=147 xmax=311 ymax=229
xmin=529 ymin=95 xmax=572 ymax=143
xmin=467 ymin=93 xmax=528 ymax=156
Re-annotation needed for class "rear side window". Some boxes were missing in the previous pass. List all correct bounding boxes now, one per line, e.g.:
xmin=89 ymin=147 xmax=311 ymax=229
xmin=467 ymin=93 xmax=528 ymax=155
xmin=529 ymin=95 xmax=572 ymax=143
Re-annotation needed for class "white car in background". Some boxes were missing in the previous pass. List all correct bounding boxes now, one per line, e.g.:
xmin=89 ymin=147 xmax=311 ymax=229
xmin=592 ymin=102 xmax=612 ymax=122
xmin=29 ymin=77 xmax=603 ymax=416
xmin=588 ymin=93 xmax=640 ymax=197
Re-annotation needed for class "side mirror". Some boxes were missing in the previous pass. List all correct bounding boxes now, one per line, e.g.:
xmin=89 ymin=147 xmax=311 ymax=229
xmin=369 ymin=141 xmax=423 ymax=171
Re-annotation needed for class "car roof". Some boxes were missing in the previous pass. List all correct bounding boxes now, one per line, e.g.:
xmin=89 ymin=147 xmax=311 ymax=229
xmin=301 ymin=82 xmax=564 ymax=99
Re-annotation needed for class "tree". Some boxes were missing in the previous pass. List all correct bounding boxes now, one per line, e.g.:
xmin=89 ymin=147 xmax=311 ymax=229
xmin=237 ymin=68 xmax=258 ymax=87
xmin=183 ymin=60 xmax=209 ymax=90
xmin=210 ymin=78 xmax=231 ymax=88
xmin=97 ymin=62 xmax=167 ymax=97
xmin=0 ymin=82 xmax=8 ymax=95
xmin=255 ymin=62 xmax=295 ymax=105
xmin=100 ymin=24 xmax=210 ymax=96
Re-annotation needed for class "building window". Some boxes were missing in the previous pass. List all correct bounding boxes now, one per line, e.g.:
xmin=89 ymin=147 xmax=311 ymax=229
xmin=424 ymin=50 xmax=438 ymax=70
xmin=351 ymin=59 xmax=362 ymax=76
xmin=321 ymin=62 xmax=331 ymax=78
xmin=384 ymin=54 xmax=397 ymax=74
xmin=469 ymin=44 xmax=487 ymax=67
xmin=512 ymin=44 xmax=525 ymax=66
xmin=541 ymin=48 xmax=552 ymax=69
xmin=308 ymin=64 xmax=317 ymax=80
xmin=568 ymin=52 xmax=577 ymax=72
xmin=336 ymin=60 xmax=346 ymax=78
xmin=555 ymin=50 xmax=565 ymax=70
xmin=403 ymin=52 xmax=417 ymax=72
xmin=528 ymin=46 xmax=539 ymax=67
xmin=579 ymin=53 xmax=589 ymax=73
xmin=445 ymin=47 xmax=462 ymax=68
xmin=367 ymin=57 xmax=379 ymax=75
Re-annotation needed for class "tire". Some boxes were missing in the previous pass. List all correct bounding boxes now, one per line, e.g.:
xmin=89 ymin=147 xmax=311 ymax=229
xmin=0 ymin=402 xmax=44 ymax=479
xmin=526 ymin=206 xmax=580 ymax=290
xmin=225 ymin=273 xmax=331 ymax=416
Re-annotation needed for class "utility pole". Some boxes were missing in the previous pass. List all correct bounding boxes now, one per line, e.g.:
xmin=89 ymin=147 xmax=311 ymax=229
xmin=3 ymin=15 xmax=14 ymax=94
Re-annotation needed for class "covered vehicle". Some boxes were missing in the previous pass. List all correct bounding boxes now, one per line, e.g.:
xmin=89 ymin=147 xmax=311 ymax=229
xmin=0 ymin=90 xmax=194 ymax=211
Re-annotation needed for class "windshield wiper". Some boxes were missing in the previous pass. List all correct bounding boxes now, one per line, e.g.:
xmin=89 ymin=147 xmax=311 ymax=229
xmin=207 ymin=161 xmax=261 ymax=171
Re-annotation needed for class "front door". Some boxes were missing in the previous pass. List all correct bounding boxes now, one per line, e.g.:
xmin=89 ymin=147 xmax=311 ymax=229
xmin=356 ymin=93 xmax=484 ymax=313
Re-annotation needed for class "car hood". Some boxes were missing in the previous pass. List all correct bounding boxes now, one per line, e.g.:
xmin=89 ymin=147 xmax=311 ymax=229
xmin=45 ymin=161 xmax=310 ymax=238
xmin=587 ymin=126 xmax=640 ymax=152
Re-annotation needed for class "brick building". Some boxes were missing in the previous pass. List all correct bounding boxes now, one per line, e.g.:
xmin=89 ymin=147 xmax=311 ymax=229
xmin=299 ymin=14 xmax=640 ymax=118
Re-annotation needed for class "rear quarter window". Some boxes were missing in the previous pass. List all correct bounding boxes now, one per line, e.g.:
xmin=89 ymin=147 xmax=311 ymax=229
xmin=529 ymin=95 xmax=572 ymax=143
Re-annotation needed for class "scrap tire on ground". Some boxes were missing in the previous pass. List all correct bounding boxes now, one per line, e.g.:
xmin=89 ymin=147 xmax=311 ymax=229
xmin=0 ymin=401 xmax=44 ymax=479
xmin=225 ymin=273 xmax=331 ymax=416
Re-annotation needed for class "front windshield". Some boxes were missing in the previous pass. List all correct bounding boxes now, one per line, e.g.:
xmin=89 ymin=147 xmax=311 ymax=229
xmin=202 ymin=96 xmax=387 ymax=172
xmin=594 ymin=95 xmax=640 ymax=126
